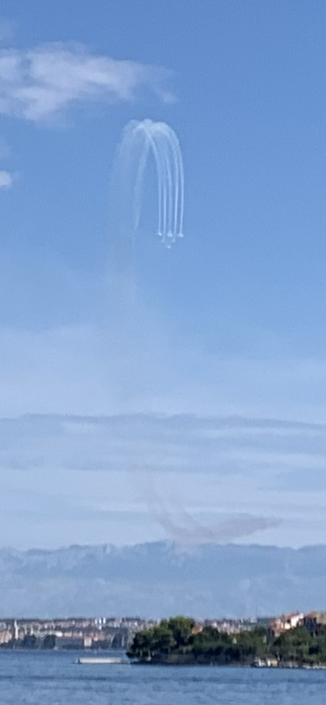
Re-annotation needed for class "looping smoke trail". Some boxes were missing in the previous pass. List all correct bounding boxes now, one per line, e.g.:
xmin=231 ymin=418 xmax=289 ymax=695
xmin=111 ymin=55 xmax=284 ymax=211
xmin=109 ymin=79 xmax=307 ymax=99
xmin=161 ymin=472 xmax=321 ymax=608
xmin=143 ymin=480 xmax=280 ymax=546
xmin=110 ymin=119 xmax=184 ymax=249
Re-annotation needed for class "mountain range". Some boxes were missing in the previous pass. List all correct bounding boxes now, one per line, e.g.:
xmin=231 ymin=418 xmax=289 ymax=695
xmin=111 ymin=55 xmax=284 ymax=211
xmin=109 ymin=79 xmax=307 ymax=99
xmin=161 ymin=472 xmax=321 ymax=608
xmin=0 ymin=541 xmax=326 ymax=618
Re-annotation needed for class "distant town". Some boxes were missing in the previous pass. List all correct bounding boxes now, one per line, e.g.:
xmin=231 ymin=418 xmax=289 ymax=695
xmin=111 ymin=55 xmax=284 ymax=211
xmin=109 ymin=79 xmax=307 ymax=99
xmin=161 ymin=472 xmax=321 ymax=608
xmin=0 ymin=617 xmax=155 ymax=650
xmin=0 ymin=610 xmax=325 ymax=654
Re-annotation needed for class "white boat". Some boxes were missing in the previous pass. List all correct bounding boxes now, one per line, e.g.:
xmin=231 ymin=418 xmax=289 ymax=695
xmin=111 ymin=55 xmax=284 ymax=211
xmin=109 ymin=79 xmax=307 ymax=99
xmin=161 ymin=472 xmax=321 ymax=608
xmin=76 ymin=656 xmax=129 ymax=665
xmin=251 ymin=658 xmax=266 ymax=668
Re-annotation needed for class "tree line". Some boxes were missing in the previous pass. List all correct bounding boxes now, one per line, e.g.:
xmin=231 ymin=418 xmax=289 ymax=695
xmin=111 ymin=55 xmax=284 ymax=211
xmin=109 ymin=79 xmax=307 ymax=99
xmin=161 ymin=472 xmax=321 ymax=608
xmin=127 ymin=616 xmax=326 ymax=666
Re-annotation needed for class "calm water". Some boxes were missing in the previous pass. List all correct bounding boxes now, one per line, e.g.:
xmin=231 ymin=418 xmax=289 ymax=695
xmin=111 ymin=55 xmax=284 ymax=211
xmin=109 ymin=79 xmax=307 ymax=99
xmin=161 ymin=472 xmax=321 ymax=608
xmin=0 ymin=651 xmax=325 ymax=704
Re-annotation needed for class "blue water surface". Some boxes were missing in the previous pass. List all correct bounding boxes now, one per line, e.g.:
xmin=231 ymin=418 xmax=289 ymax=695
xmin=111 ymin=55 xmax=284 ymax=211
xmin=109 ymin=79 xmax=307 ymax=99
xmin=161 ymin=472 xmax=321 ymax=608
xmin=0 ymin=651 xmax=325 ymax=704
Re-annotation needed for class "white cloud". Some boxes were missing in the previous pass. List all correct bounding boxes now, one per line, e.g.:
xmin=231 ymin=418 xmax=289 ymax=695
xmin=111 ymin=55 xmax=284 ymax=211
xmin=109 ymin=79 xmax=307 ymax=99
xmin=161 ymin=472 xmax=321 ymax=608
xmin=0 ymin=319 xmax=326 ymax=421
xmin=0 ymin=278 xmax=325 ymax=546
xmin=0 ymin=411 xmax=324 ymax=480
xmin=0 ymin=412 xmax=325 ymax=547
xmin=0 ymin=169 xmax=12 ymax=187
xmin=0 ymin=42 xmax=173 ymax=121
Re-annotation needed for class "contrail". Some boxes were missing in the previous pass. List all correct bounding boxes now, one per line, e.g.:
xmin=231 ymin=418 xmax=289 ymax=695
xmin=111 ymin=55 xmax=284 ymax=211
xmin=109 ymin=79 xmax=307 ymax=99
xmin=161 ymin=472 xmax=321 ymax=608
xmin=110 ymin=119 xmax=184 ymax=250
xmin=109 ymin=119 xmax=280 ymax=548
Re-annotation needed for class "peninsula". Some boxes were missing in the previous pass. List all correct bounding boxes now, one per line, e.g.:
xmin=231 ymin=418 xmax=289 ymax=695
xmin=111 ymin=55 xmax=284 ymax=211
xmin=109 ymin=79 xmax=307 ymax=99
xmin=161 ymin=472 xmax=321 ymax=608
xmin=127 ymin=614 xmax=326 ymax=667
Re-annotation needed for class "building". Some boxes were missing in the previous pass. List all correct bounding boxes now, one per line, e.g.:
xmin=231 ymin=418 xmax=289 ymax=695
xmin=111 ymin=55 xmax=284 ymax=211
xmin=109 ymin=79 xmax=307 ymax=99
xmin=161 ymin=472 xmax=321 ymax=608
xmin=304 ymin=612 xmax=326 ymax=635
xmin=268 ymin=612 xmax=303 ymax=640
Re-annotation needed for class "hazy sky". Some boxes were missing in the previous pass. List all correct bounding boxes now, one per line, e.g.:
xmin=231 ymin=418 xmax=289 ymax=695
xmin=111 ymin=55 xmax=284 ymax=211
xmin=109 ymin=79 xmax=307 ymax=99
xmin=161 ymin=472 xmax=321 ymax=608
xmin=1 ymin=1 xmax=326 ymax=549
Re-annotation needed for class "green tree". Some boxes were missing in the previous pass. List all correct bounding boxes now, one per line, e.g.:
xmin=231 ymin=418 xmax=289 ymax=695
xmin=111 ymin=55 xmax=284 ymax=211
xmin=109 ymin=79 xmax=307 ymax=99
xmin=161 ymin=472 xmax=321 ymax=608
xmin=167 ymin=617 xmax=195 ymax=650
xmin=127 ymin=631 xmax=152 ymax=661
xmin=43 ymin=634 xmax=56 ymax=649
xmin=151 ymin=624 xmax=176 ymax=655
xmin=21 ymin=634 xmax=37 ymax=649
xmin=235 ymin=627 xmax=269 ymax=662
xmin=191 ymin=627 xmax=232 ymax=663
xmin=273 ymin=627 xmax=311 ymax=663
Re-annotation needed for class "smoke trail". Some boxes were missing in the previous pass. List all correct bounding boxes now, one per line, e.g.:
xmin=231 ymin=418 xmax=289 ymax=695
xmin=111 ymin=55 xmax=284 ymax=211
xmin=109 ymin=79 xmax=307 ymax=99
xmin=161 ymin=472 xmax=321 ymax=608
xmin=110 ymin=119 xmax=184 ymax=251
xmin=144 ymin=482 xmax=280 ymax=546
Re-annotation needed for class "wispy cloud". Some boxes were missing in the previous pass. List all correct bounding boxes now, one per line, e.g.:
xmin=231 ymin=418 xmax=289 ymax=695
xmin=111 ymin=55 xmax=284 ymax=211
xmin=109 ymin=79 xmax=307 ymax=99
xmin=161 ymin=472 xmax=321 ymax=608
xmin=0 ymin=412 xmax=325 ymax=479
xmin=0 ymin=411 xmax=325 ymax=547
xmin=0 ymin=169 xmax=12 ymax=187
xmin=0 ymin=42 xmax=173 ymax=122
xmin=0 ymin=269 xmax=325 ymax=547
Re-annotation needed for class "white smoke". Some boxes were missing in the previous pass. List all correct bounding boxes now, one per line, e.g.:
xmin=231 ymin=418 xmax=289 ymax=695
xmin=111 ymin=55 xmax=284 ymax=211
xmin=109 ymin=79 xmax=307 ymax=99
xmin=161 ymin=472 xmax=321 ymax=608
xmin=110 ymin=119 xmax=184 ymax=250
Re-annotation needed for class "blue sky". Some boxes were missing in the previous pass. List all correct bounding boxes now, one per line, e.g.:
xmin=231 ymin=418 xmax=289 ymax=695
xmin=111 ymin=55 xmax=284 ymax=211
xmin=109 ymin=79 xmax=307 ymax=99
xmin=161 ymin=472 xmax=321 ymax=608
xmin=1 ymin=1 xmax=326 ymax=549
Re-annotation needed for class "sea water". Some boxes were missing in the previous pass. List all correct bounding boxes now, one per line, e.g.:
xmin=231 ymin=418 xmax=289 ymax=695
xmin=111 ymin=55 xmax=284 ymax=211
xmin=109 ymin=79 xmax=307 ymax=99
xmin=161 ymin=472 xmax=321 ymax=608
xmin=0 ymin=651 xmax=325 ymax=704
